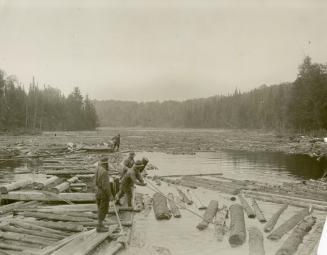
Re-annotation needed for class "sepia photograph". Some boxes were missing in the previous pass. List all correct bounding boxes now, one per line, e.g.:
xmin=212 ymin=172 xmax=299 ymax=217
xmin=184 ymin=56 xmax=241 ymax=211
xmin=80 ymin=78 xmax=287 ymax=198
xmin=0 ymin=0 xmax=326 ymax=254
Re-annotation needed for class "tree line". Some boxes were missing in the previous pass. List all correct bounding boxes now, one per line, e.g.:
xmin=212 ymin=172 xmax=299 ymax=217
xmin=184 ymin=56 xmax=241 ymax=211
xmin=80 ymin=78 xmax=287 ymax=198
xmin=95 ymin=57 xmax=327 ymax=131
xmin=0 ymin=72 xmax=98 ymax=132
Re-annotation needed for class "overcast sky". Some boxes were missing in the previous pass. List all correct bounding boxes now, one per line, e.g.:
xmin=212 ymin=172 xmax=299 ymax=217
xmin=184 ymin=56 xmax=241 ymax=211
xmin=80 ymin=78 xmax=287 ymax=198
xmin=0 ymin=0 xmax=326 ymax=101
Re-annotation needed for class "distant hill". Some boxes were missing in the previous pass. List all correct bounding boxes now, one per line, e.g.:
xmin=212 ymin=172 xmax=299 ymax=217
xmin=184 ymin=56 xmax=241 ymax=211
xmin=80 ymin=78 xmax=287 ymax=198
xmin=95 ymin=57 xmax=327 ymax=131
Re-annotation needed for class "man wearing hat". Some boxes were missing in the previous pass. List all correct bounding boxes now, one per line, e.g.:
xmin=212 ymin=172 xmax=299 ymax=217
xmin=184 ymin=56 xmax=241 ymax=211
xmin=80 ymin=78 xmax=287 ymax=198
xmin=111 ymin=134 xmax=120 ymax=151
xmin=139 ymin=157 xmax=149 ymax=174
xmin=95 ymin=155 xmax=112 ymax=232
xmin=115 ymin=159 xmax=146 ymax=207
xmin=120 ymin=151 xmax=136 ymax=178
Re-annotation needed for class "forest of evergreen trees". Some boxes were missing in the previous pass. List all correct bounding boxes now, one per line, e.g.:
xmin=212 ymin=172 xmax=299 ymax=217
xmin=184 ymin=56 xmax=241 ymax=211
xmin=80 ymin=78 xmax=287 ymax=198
xmin=95 ymin=57 xmax=327 ymax=131
xmin=0 ymin=71 xmax=97 ymax=132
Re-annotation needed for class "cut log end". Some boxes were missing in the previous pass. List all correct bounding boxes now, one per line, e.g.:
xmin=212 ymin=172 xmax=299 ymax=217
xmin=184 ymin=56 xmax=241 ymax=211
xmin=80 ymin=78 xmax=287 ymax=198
xmin=229 ymin=235 xmax=245 ymax=247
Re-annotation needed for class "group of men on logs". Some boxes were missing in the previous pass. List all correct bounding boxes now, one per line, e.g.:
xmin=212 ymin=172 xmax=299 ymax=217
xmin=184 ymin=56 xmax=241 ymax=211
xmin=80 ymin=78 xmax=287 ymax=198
xmin=95 ymin=135 xmax=149 ymax=232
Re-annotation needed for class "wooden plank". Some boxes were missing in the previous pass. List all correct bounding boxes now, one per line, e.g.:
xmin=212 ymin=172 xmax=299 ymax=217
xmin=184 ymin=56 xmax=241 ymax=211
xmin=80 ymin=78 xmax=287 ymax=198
xmin=1 ymin=191 xmax=95 ymax=202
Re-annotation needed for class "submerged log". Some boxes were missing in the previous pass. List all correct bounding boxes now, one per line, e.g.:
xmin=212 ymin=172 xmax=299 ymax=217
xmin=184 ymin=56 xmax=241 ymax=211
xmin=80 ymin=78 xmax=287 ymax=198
xmin=264 ymin=204 xmax=288 ymax=233
xmin=214 ymin=205 xmax=228 ymax=241
xmin=153 ymin=192 xmax=171 ymax=220
xmin=160 ymin=173 xmax=223 ymax=178
xmin=267 ymin=207 xmax=310 ymax=241
xmin=167 ymin=193 xmax=181 ymax=218
xmin=1 ymin=191 xmax=95 ymax=202
xmin=243 ymin=190 xmax=327 ymax=211
xmin=196 ymin=200 xmax=218 ymax=230
xmin=297 ymin=221 xmax=324 ymax=255
xmin=33 ymin=176 xmax=59 ymax=190
xmin=275 ymin=216 xmax=316 ymax=255
xmin=177 ymin=188 xmax=193 ymax=205
xmin=229 ymin=204 xmax=246 ymax=246
xmin=251 ymin=198 xmax=266 ymax=223
xmin=248 ymin=227 xmax=265 ymax=255
xmin=43 ymin=170 xmax=95 ymax=175
xmin=159 ymin=177 xmax=197 ymax=189
xmin=0 ymin=180 xmax=33 ymax=194
xmin=238 ymin=194 xmax=255 ymax=218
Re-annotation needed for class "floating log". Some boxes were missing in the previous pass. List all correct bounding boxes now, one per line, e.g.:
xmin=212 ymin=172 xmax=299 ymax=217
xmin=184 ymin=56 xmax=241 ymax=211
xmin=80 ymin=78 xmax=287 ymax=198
xmin=297 ymin=221 xmax=324 ymax=255
xmin=251 ymin=198 xmax=266 ymax=223
xmin=275 ymin=216 xmax=316 ymax=255
xmin=82 ymin=146 xmax=114 ymax=152
xmin=167 ymin=193 xmax=181 ymax=218
xmin=18 ymin=211 xmax=93 ymax=223
xmin=214 ymin=205 xmax=228 ymax=241
xmin=43 ymin=170 xmax=95 ymax=175
xmin=51 ymin=176 xmax=78 ymax=194
xmin=196 ymin=200 xmax=218 ymax=230
xmin=0 ymin=230 xmax=54 ymax=246
xmin=159 ymin=177 xmax=197 ymax=189
xmin=264 ymin=204 xmax=288 ymax=233
xmin=248 ymin=227 xmax=265 ymax=255
xmin=160 ymin=173 xmax=223 ymax=178
xmin=243 ymin=190 xmax=327 ymax=211
xmin=10 ymin=221 xmax=70 ymax=237
xmin=229 ymin=204 xmax=246 ymax=247
xmin=51 ymin=225 xmax=117 ymax=255
xmin=134 ymin=193 xmax=144 ymax=212
xmin=1 ymin=191 xmax=95 ymax=202
xmin=177 ymin=188 xmax=193 ymax=205
xmin=29 ymin=220 xmax=84 ymax=232
xmin=153 ymin=192 xmax=171 ymax=220
xmin=0 ymin=180 xmax=33 ymax=194
xmin=0 ymin=225 xmax=61 ymax=240
xmin=180 ymin=176 xmax=242 ymax=195
xmin=267 ymin=208 xmax=310 ymax=241
xmin=238 ymin=194 xmax=255 ymax=218
xmin=34 ymin=176 xmax=59 ymax=190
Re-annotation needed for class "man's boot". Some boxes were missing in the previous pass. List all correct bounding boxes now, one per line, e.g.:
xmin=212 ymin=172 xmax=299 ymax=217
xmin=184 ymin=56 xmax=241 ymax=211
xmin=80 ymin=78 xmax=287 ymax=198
xmin=96 ymin=221 xmax=109 ymax=233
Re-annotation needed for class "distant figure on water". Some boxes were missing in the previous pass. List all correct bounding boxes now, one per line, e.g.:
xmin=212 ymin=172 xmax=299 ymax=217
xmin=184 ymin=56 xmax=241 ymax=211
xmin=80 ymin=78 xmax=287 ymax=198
xmin=95 ymin=155 xmax=113 ymax=232
xmin=111 ymin=134 xmax=120 ymax=151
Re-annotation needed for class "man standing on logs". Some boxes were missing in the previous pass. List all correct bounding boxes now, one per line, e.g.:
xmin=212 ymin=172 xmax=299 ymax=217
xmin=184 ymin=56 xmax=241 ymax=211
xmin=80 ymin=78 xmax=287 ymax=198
xmin=111 ymin=134 xmax=120 ymax=151
xmin=115 ymin=160 xmax=146 ymax=207
xmin=95 ymin=155 xmax=113 ymax=232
